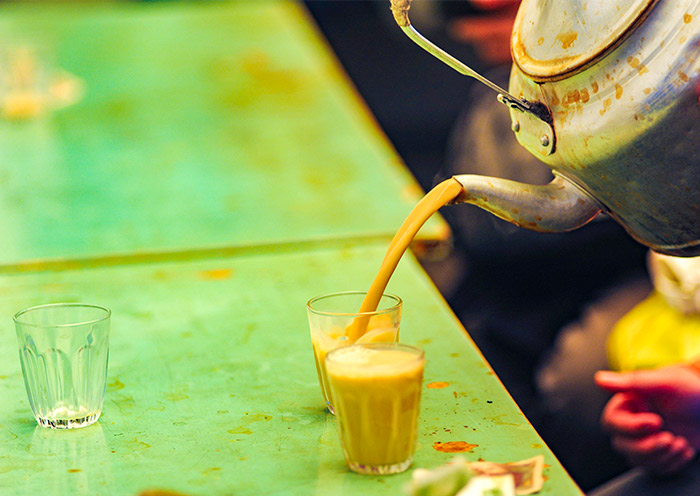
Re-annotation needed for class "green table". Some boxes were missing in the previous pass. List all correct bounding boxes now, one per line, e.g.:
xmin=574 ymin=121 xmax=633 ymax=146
xmin=0 ymin=245 xmax=582 ymax=495
xmin=0 ymin=0 xmax=445 ymax=268
xmin=0 ymin=1 xmax=583 ymax=495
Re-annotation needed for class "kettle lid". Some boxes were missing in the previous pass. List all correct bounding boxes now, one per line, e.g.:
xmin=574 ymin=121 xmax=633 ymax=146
xmin=512 ymin=0 xmax=658 ymax=81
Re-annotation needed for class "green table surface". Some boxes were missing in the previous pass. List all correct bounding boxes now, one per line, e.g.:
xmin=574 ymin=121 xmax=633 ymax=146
xmin=0 ymin=0 xmax=445 ymax=267
xmin=0 ymin=2 xmax=583 ymax=495
xmin=0 ymin=243 xmax=582 ymax=496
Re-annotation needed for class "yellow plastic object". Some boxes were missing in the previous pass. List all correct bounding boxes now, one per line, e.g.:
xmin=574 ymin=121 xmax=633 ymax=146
xmin=608 ymin=292 xmax=700 ymax=371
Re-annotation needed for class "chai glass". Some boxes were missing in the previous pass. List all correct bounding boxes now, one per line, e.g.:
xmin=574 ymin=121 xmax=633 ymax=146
xmin=14 ymin=303 xmax=111 ymax=429
xmin=326 ymin=343 xmax=425 ymax=475
xmin=306 ymin=291 xmax=401 ymax=414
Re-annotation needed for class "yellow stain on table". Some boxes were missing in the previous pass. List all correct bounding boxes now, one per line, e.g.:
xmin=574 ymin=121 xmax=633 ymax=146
xmin=198 ymin=268 xmax=233 ymax=280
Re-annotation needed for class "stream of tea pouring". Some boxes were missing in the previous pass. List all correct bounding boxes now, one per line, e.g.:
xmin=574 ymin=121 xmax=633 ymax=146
xmin=344 ymin=178 xmax=464 ymax=341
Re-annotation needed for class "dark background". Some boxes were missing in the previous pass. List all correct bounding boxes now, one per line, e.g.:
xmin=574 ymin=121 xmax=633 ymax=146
xmin=304 ymin=1 xmax=480 ymax=191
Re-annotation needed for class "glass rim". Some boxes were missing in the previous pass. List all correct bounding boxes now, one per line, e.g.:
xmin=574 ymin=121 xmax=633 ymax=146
xmin=306 ymin=291 xmax=402 ymax=317
xmin=13 ymin=302 xmax=111 ymax=328
xmin=325 ymin=342 xmax=424 ymax=366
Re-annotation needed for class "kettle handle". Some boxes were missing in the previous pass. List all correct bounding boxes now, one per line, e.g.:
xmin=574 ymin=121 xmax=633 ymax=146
xmin=389 ymin=0 xmax=550 ymax=123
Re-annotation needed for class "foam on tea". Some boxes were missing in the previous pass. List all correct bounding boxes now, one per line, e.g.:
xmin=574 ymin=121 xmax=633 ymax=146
xmin=329 ymin=345 xmax=420 ymax=373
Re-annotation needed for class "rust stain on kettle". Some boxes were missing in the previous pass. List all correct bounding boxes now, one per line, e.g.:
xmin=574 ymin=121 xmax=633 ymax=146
xmin=615 ymin=84 xmax=624 ymax=99
xmin=548 ymin=91 xmax=561 ymax=106
xmin=562 ymin=89 xmax=581 ymax=105
xmin=627 ymin=57 xmax=649 ymax=75
xmin=580 ymin=88 xmax=590 ymax=103
xmin=556 ymin=31 xmax=578 ymax=49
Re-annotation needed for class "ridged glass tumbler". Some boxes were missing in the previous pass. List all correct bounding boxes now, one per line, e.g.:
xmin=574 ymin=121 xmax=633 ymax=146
xmin=14 ymin=303 xmax=111 ymax=429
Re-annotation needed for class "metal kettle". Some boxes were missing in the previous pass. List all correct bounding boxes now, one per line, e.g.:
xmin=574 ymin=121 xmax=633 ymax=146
xmin=391 ymin=0 xmax=700 ymax=256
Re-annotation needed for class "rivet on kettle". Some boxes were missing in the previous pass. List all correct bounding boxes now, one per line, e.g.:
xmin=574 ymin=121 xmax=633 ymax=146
xmin=540 ymin=135 xmax=550 ymax=147
xmin=511 ymin=121 xmax=520 ymax=132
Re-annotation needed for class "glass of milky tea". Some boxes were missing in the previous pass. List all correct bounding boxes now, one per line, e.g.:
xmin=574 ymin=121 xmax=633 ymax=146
xmin=326 ymin=343 xmax=425 ymax=475
xmin=306 ymin=291 xmax=401 ymax=414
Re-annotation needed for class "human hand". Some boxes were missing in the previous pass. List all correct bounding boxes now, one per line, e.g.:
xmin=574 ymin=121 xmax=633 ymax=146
xmin=595 ymin=366 xmax=700 ymax=475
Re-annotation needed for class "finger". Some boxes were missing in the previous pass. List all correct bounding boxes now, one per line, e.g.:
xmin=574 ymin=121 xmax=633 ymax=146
xmin=596 ymin=370 xmax=673 ymax=395
xmin=649 ymin=444 xmax=697 ymax=476
xmin=652 ymin=437 xmax=692 ymax=470
xmin=601 ymin=394 xmax=663 ymax=435
xmin=604 ymin=411 xmax=663 ymax=436
xmin=613 ymin=431 xmax=675 ymax=461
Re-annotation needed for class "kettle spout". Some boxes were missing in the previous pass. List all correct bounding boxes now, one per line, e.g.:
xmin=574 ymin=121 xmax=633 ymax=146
xmin=451 ymin=174 xmax=602 ymax=233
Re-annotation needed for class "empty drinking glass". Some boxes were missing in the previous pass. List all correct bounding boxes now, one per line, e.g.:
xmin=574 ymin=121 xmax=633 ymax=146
xmin=14 ymin=303 xmax=111 ymax=429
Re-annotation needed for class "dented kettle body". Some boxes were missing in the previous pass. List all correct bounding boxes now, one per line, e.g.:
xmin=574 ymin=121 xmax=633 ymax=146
xmin=509 ymin=0 xmax=700 ymax=256
xmin=390 ymin=0 xmax=700 ymax=255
